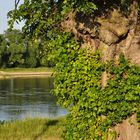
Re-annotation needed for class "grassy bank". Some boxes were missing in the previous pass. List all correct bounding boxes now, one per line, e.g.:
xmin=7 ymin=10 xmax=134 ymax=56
xmin=0 ymin=67 xmax=53 ymax=79
xmin=0 ymin=117 xmax=65 ymax=140
xmin=0 ymin=67 xmax=53 ymax=72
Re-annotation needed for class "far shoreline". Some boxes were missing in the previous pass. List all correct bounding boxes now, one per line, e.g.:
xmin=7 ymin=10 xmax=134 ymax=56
xmin=0 ymin=68 xmax=53 ymax=79
xmin=0 ymin=72 xmax=53 ymax=79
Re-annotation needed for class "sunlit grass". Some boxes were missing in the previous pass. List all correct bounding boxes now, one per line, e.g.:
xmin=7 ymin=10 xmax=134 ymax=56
xmin=0 ymin=117 xmax=65 ymax=140
xmin=0 ymin=67 xmax=53 ymax=72
xmin=0 ymin=67 xmax=53 ymax=79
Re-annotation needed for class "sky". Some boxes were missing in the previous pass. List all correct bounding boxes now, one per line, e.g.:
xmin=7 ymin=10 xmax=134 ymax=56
xmin=0 ymin=0 xmax=24 ymax=34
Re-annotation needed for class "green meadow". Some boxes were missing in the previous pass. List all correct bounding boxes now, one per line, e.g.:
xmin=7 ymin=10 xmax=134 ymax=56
xmin=0 ymin=117 xmax=65 ymax=140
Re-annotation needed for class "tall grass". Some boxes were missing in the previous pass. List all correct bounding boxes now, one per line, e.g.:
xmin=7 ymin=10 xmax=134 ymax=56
xmin=0 ymin=118 xmax=65 ymax=140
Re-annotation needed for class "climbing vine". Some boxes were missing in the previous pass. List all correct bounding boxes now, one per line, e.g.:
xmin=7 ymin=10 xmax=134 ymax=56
xmin=50 ymin=33 xmax=140 ymax=140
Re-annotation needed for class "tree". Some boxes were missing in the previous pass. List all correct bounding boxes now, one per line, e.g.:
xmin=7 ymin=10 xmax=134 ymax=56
xmin=0 ymin=32 xmax=10 ymax=67
xmin=9 ymin=0 xmax=140 ymax=139
xmin=4 ymin=29 xmax=26 ymax=67
xmin=0 ymin=29 xmax=28 ymax=68
xmin=0 ymin=29 xmax=53 ymax=68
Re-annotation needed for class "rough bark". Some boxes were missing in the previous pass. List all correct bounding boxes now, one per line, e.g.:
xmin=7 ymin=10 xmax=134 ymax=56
xmin=108 ymin=114 xmax=140 ymax=140
xmin=61 ymin=0 xmax=140 ymax=139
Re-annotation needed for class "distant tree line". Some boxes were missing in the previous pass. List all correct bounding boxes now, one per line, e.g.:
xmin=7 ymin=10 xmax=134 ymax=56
xmin=0 ymin=29 xmax=53 ymax=68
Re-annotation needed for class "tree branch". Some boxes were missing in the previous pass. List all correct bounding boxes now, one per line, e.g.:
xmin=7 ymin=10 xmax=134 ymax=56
xmin=15 ymin=0 xmax=20 ymax=10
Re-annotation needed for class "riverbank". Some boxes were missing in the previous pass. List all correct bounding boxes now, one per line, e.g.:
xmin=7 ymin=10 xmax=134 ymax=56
xmin=0 ymin=67 xmax=53 ymax=78
xmin=0 ymin=117 xmax=65 ymax=140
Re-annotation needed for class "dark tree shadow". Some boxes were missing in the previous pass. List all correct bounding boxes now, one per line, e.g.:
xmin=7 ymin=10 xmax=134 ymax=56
xmin=75 ymin=0 xmax=132 ymax=30
xmin=33 ymin=119 xmax=59 ymax=140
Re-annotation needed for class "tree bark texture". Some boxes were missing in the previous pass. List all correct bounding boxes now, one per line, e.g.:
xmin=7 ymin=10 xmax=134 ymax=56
xmin=61 ymin=0 xmax=140 ymax=139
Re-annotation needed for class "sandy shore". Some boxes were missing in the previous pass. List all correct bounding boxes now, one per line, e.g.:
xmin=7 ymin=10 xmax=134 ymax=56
xmin=0 ymin=71 xmax=53 ymax=79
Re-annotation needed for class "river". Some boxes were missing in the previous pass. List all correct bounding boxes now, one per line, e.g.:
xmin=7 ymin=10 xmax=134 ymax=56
xmin=0 ymin=77 xmax=67 ymax=121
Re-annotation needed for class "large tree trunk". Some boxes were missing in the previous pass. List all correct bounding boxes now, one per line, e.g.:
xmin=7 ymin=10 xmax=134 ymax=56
xmin=61 ymin=0 xmax=140 ymax=139
xmin=111 ymin=114 xmax=140 ymax=140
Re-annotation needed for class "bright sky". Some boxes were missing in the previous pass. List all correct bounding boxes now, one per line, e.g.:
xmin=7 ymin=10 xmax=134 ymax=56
xmin=0 ymin=0 xmax=24 ymax=34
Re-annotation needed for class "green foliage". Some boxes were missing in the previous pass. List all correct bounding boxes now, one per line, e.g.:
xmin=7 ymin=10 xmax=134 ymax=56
xmin=24 ymin=40 xmax=38 ymax=68
xmin=37 ymin=38 xmax=55 ymax=67
xmin=5 ymin=30 xmax=26 ymax=67
xmin=51 ymin=33 xmax=140 ymax=140
xmin=8 ymin=0 xmax=139 ymax=40
xmin=8 ymin=0 xmax=98 ymax=39
xmin=0 ymin=29 xmax=25 ymax=67
xmin=0 ymin=29 xmax=53 ymax=68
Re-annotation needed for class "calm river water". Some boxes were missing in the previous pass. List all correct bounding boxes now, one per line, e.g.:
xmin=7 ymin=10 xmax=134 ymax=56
xmin=0 ymin=77 xmax=67 ymax=121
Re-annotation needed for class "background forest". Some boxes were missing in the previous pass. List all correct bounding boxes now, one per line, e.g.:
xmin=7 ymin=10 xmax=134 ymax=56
xmin=0 ymin=29 xmax=53 ymax=68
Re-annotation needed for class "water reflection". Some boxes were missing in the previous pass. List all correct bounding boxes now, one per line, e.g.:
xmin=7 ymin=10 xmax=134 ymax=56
xmin=0 ymin=77 xmax=66 ymax=121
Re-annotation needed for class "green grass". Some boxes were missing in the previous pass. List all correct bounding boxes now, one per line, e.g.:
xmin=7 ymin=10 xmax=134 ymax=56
xmin=0 ymin=117 xmax=65 ymax=140
xmin=0 ymin=67 xmax=53 ymax=72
